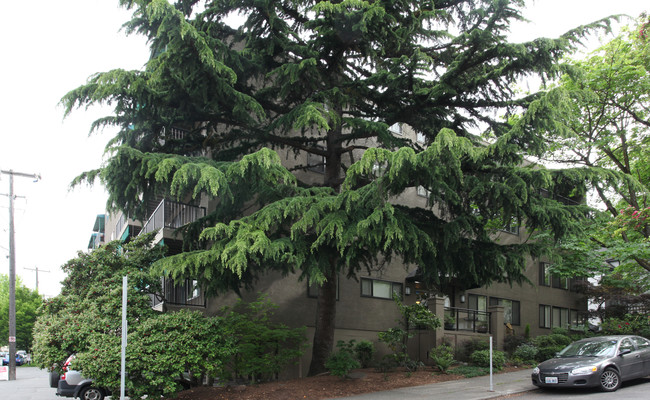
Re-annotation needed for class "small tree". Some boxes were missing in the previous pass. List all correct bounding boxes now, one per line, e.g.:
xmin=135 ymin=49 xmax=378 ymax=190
xmin=378 ymin=297 xmax=439 ymax=371
xmin=325 ymin=340 xmax=361 ymax=378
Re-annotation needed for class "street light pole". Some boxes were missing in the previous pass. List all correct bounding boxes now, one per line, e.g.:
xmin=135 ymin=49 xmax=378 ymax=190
xmin=1 ymin=169 xmax=40 ymax=381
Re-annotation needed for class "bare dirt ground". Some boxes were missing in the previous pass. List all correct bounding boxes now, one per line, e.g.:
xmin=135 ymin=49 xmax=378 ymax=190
xmin=170 ymin=366 xmax=522 ymax=400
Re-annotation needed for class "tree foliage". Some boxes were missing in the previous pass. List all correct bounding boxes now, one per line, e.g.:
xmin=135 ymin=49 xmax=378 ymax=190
xmin=538 ymin=14 xmax=650 ymax=283
xmin=0 ymin=275 xmax=43 ymax=351
xmin=32 ymin=236 xmax=305 ymax=399
xmin=62 ymin=0 xmax=614 ymax=375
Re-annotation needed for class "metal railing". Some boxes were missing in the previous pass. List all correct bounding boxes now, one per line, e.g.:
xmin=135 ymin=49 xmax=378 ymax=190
xmin=444 ymin=307 xmax=491 ymax=333
xmin=141 ymin=199 xmax=206 ymax=236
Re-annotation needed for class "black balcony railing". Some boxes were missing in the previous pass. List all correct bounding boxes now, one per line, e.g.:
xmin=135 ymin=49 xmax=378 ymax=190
xmin=444 ymin=307 xmax=491 ymax=333
xmin=141 ymin=199 xmax=206 ymax=236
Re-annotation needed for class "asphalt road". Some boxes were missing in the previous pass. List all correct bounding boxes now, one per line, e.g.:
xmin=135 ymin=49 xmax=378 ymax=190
xmin=0 ymin=366 xmax=60 ymax=400
xmin=497 ymin=377 xmax=650 ymax=400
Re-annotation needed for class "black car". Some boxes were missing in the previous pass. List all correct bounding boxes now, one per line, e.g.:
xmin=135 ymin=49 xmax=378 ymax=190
xmin=532 ymin=335 xmax=650 ymax=392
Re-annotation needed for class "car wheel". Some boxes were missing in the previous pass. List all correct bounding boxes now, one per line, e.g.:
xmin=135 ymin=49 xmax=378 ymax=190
xmin=599 ymin=367 xmax=621 ymax=392
xmin=49 ymin=371 xmax=60 ymax=388
xmin=79 ymin=386 xmax=105 ymax=400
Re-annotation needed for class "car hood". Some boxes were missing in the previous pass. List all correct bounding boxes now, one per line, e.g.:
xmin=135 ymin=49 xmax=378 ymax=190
xmin=538 ymin=356 xmax=607 ymax=372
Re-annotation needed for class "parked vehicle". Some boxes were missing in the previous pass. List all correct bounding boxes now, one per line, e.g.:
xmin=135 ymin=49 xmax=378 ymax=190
xmin=49 ymin=355 xmax=109 ymax=400
xmin=2 ymin=353 xmax=24 ymax=366
xmin=532 ymin=335 xmax=650 ymax=392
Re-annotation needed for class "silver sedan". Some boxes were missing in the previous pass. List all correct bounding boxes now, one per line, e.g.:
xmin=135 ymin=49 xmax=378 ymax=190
xmin=531 ymin=335 xmax=650 ymax=392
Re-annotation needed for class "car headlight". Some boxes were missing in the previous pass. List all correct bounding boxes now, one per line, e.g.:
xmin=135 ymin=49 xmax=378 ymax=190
xmin=533 ymin=367 xmax=539 ymax=374
xmin=571 ymin=365 xmax=598 ymax=375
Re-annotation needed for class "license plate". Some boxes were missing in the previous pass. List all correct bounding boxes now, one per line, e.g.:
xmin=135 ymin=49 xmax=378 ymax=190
xmin=545 ymin=377 xmax=558 ymax=384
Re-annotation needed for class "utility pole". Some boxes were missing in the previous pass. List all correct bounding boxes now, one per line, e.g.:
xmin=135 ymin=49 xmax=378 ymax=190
xmin=1 ymin=169 xmax=40 ymax=381
xmin=24 ymin=266 xmax=50 ymax=292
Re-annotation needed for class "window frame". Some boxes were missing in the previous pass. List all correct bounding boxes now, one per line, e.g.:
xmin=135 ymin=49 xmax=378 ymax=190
xmin=489 ymin=297 xmax=520 ymax=326
xmin=360 ymin=277 xmax=403 ymax=300
xmin=539 ymin=304 xmax=552 ymax=328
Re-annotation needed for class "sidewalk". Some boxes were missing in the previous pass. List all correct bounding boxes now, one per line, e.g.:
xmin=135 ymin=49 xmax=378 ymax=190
xmin=328 ymin=368 xmax=536 ymax=400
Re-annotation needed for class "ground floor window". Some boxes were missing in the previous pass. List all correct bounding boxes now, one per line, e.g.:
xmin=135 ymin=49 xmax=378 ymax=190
xmin=552 ymin=306 xmax=570 ymax=328
xmin=468 ymin=294 xmax=487 ymax=312
xmin=361 ymin=278 xmax=403 ymax=300
xmin=489 ymin=297 xmax=520 ymax=325
xmin=539 ymin=305 xmax=552 ymax=328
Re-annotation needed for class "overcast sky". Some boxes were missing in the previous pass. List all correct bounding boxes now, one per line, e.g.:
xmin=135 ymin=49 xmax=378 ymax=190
xmin=0 ymin=0 xmax=646 ymax=298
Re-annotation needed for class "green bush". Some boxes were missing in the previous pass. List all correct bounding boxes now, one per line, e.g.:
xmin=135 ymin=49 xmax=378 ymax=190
xmin=601 ymin=314 xmax=648 ymax=336
xmin=532 ymin=333 xmax=571 ymax=348
xmin=503 ymin=335 xmax=526 ymax=355
xmin=512 ymin=343 xmax=538 ymax=364
xmin=354 ymin=340 xmax=375 ymax=368
xmin=429 ymin=344 xmax=455 ymax=373
xmin=220 ymin=296 xmax=307 ymax=383
xmin=457 ymin=338 xmax=489 ymax=362
xmin=535 ymin=346 xmax=564 ymax=362
xmin=470 ymin=349 xmax=506 ymax=370
xmin=326 ymin=340 xmax=361 ymax=378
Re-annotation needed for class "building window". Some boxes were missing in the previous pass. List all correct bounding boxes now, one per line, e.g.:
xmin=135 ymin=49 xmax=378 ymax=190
xmin=539 ymin=305 xmax=551 ymax=328
xmin=361 ymin=278 xmax=402 ymax=300
xmin=489 ymin=297 xmax=520 ymax=325
xmin=308 ymin=275 xmax=339 ymax=300
xmin=552 ymin=275 xmax=569 ymax=290
xmin=468 ymin=294 xmax=487 ymax=312
xmin=501 ymin=217 xmax=519 ymax=235
xmin=540 ymin=262 xmax=569 ymax=290
xmin=186 ymin=279 xmax=200 ymax=301
xmin=552 ymin=307 xmax=569 ymax=328
xmin=539 ymin=262 xmax=552 ymax=287
xmin=389 ymin=123 xmax=402 ymax=135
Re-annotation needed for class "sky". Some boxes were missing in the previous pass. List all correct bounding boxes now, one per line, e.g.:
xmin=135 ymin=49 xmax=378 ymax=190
xmin=0 ymin=0 xmax=647 ymax=298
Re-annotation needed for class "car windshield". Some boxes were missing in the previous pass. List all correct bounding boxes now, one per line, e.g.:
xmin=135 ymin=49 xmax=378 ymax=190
xmin=558 ymin=340 xmax=617 ymax=358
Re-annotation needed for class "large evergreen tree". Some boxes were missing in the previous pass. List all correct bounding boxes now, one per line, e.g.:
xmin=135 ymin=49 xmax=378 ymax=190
xmin=63 ymin=0 xmax=613 ymax=374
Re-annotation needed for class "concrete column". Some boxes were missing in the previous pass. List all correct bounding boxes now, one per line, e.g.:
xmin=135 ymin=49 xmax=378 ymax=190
xmin=433 ymin=295 xmax=446 ymax=347
xmin=488 ymin=304 xmax=505 ymax=350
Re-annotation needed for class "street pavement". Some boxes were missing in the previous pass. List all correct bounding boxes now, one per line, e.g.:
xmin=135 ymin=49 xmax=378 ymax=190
xmin=328 ymin=368 xmax=536 ymax=400
xmin=0 ymin=367 xmax=59 ymax=400
xmin=5 ymin=366 xmax=536 ymax=400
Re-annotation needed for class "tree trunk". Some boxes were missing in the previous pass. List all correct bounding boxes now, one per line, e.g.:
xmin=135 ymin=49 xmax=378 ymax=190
xmin=308 ymin=265 xmax=338 ymax=376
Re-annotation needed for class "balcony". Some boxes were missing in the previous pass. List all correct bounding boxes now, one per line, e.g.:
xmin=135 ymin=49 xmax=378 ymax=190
xmin=140 ymin=199 xmax=206 ymax=238
xmin=151 ymin=277 xmax=206 ymax=309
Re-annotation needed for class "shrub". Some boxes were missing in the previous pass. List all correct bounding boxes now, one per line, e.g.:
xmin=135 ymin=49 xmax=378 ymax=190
xmin=503 ymin=335 xmax=526 ymax=355
xmin=326 ymin=340 xmax=361 ymax=378
xmin=457 ymin=338 xmax=489 ymax=362
xmin=532 ymin=333 xmax=571 ymax=348
xmin=354 ymin=340 xmax=375 ymax=368
xmin=524 ymin=324 xmax=531 ymax=340
xmin=429 ymin=344 xmax=455 ymax=373
xmin=512 ymin=343 xmax=538 ymax=364
xmin=535 ymin=346 xmax=564 ymax=362
xmin=470 ymin=349 xmax=506 ymax=370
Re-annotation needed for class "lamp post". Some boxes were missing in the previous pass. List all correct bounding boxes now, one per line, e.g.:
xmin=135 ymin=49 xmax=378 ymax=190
xmin=1 ymin=169 xmax=40 ymax=381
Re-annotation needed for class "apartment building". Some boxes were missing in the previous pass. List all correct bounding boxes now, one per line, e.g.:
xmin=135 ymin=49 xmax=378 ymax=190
xmin=95 ymin=121 xmax=587 ymax=377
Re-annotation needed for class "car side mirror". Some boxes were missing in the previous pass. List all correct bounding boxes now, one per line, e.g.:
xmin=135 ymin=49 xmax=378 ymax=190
xmin=619 ymin=349 xmax=632 ymax=356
